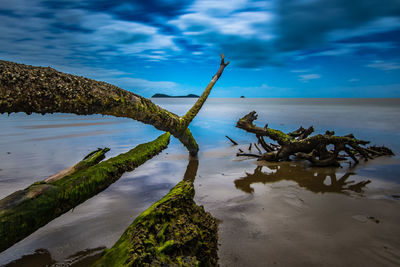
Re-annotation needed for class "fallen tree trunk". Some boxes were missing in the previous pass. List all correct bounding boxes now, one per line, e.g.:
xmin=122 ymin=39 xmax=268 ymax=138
xmin=0 ymin=55 xmax=229 ymax=155
xmin=236 ymin=111 xmax=394 ymax=166
xmin=0 ymin=133 xmax=170 ymax=252
xmin=93 ymin=160 xmax=218 ymax=267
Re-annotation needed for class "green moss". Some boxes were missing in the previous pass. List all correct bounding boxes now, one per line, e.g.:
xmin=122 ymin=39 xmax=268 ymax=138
xmin=267 ymin=128 xmax=293 ymax=144
xmin=0 ymin=133 xmax=170 ymax=252
xmin=93 ymin=180 xmax=218 ymax=267
xmin=75 ymin=147 xmax=110 ymax=170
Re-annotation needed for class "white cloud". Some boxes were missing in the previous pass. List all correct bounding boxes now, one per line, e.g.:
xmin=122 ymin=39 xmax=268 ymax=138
xmin=171 ymin=11 xmax=273 ymax=39
xmin=366 ymin=60 xmax=400 ymax=71
xmin=169 ymin=0 xmax=275 ymax=41
xmin=328 ymin=17 xmax=400 ymax=42
xmin=299 ymin=74 xmax=321 ymax=82
xmin=291 ymin=69 xmax=309 ymax=73
xmin=106 ymin=77 xmax=178 ymax=92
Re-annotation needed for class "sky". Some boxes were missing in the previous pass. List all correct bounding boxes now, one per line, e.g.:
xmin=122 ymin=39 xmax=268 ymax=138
xmin=0 ymin=0 xmax=400 ymax=97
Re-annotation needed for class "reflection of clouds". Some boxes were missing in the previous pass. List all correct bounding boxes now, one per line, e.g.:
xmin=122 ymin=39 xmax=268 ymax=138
xmin=25 ymin=130 xmax=118 ymax=142
xmin=19 ymin=121 xmax=127 ymax=129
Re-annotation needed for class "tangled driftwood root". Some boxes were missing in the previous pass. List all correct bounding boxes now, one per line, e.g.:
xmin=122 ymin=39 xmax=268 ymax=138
xmin=235 ymin=111 xmax=394 ymax=167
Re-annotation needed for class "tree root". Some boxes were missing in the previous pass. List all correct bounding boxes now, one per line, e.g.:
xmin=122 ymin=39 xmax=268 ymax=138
xmin=236 ymin=111 xmax=394 ymax=167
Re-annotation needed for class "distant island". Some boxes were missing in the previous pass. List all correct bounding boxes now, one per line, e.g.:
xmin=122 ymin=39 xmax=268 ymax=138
xmin=240 ymin=96 xmax=245 ymax=98
xmin=152 ymin=93 xmax=200 ymax=98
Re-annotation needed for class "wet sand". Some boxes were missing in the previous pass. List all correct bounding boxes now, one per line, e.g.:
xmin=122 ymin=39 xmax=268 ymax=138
xmin=1 ymin=99 xmax=400 ymax=266
xmin=4 ymin=146 xmax=400 ymax=266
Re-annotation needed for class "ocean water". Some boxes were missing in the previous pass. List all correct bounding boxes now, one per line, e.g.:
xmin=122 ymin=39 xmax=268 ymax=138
xmin=1 ymin=98 xmax=400 ymax=266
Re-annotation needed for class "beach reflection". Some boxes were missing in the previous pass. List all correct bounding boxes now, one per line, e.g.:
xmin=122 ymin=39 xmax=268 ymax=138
xmin=235 ymin=163 xmax=371 ymax=194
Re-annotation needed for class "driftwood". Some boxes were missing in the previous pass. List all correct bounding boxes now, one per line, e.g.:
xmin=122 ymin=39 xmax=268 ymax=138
xmin=225 ymin=135 xmax=238 ymax=145
xmin=93 ymin=159 xmax=218 ymax=266
xmin=236 ymin=111 xmax=394 ymax=167
xmin=0 ymin=55 xmax=229 ymax=156
xmin=0 ymin=133 xmax=170 ymax=252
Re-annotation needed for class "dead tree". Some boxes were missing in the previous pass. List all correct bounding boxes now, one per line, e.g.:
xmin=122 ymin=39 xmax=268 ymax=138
xmin=236 ymin=111 xmax=393 ymax=167
xmin=0 ymin=55 xmax=229 ymax=156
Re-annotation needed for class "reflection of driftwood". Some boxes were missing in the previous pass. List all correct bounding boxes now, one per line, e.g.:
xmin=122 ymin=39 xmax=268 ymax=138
xmin=0 ymin=133 xmax=170 ymax=252
xmin=236 ymin=111 xmax=394 ymax=166
xmin=0 ymin=55 xmax=229 ymax=155
xmin=94 ymin=158 xmax=218 ymax=267
xmin=234 ymin=164 xmax=370 ymax=194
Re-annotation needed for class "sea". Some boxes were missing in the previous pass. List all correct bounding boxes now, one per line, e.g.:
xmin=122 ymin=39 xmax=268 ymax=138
xmin=1 ymin=98 xmax=400 ymax=266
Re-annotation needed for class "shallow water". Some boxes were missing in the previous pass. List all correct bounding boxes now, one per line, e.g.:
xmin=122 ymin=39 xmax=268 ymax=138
xmin=1 ymin=98 xmax=400 ymax=266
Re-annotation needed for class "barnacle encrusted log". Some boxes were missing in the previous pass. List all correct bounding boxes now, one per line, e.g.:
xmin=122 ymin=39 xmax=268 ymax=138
xmin=0 ymin=133 xmax=170 ymax=252
xmin=236 ymin=111 xmax=394 ymax=166
xmin=93 ymin=180 xmax=218 ymax=267
xmin=0 ymin=55 xmax=229 ymax=156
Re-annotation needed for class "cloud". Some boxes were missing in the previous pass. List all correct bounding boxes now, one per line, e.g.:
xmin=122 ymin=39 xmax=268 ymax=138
xmin=275 ymin=0 xmax=400 ymax=52
xmin=168 ymin=0 xmax=277 ymax=67
xmin=1 ymin=0 xmax=400 ymax=75
xmin=366 ymin=60 xmax=400 ymax=71
xmin=41 ymin=0 xmax=193 ymax=24
xmin=0 ymin=2 xmax=180 ymax=69
xmin=291 ymin=69 xmax=309 ymax=73
xmin=106 ymin=77 xmax=178 ymax=92
xmin=299 ymin=74 xmax=321 ymax=82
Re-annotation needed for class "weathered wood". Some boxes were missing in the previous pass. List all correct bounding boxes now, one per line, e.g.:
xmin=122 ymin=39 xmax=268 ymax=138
xmin=237 ymin=153 xmax=261 ymax=158
xmin=0 ymin=148 xmax=109 ymax=213
xmin=225 ymin=135 xmax=238 ymax=145
xmin=45 ymin=148 xmax=110 ymax=183
xmin=0 ymin=54 xmax=229 ymax=156
xmin=181 ymin=54 xmax=229 ymax=129
xmin=236 ymin=111 xmax=394 ymax=166
xmin=254 ymin=143 xmax=262 ymax=154
xmin=0 ymin=133 xmax=170 ymax=252
xmin=93 ymin=160 xmax=218 ymax=267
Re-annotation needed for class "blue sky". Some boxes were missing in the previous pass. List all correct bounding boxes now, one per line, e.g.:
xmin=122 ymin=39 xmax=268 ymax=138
xmin=0 ymin=0 xmax=400 ymax=97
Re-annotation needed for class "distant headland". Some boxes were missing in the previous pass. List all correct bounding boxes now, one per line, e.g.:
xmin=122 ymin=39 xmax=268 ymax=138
xmin=151 ymin=93 xmax=200 ymax=98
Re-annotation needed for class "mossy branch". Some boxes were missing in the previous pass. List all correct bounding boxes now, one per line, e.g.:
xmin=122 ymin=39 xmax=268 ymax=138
xmin=0 ymin=133 xmax=170 ymax=252
xmin=93 ymin=159 xmax=218 ymax=267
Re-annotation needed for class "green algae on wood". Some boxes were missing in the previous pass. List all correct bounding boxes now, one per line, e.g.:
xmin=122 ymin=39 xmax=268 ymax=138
xmin=0 ymin=133 xmax=170 ymax=253
xmin=45 ymin=147 xmax=110 ymax=183
xmin=93 ymin=179 xmax=218 ymax=267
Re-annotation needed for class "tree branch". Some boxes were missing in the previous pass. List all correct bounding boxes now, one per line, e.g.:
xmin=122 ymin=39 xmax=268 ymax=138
xmin=180 ymin=54 xmax=229 ymax=129
xmin=0 ymin=55 xmax=229 ymax=156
